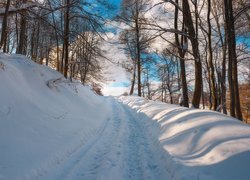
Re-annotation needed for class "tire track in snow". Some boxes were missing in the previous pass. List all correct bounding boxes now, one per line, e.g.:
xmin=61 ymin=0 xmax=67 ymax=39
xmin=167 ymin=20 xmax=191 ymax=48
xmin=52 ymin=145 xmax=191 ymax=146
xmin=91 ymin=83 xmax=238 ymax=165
xmin=54 ymin=97 xmax=125 ymax=180
xmin=41 ymin=97 xmax=169 ymax=180
xmin=121 ymin=100 xmax=168 ymax=180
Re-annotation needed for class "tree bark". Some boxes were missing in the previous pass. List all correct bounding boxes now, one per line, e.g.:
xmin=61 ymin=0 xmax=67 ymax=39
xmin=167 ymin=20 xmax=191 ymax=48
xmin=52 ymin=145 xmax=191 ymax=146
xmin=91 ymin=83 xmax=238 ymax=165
xmin=174 ymin=0 xmax=189 ymax=107
xmin=63 ymin=0 xmax=70 ymax=78
xmin=207 ymin=0 xmax=218 ymax=111
xmin=135 ymin=1 xmax=142 ymax=97
xmin=182 ymin=0 xmax=202 ymax=108
xmin=0 ymin=0 xmax=11 ymax=52
xmin=129 ymin=62 xmax=136 ymax=95
xmin=211 ymin=0 xmax=227 ymax=114
xmin=221 ymin=34 xmax=227 ymax=114
xmin=224 ymin=0 xmax=243 ymax=120
xmin=16 ymin=0 xmax=28 ymax=55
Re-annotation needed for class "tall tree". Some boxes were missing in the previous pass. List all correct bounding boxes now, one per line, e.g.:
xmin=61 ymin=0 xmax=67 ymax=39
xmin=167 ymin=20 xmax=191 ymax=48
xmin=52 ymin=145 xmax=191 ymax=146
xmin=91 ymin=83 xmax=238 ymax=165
xmin=0 ymin=0 xmax=11 ymax=52
xmin=135 ymin=0 xmax=142 ymax=96
xmin=62 ymin=0 xmax=70 ymax=78
xmin=224 ymin=0 xmax=243 ymax=120
xmin=207 ymin=0 xmax=218 ymax=110
xmin=211 ymin=0 xmax=227 ymax=114
xmin=16 ymin=0 xmax=28 ymax=55
xmin=182 ymin=0 xmax=202 ymax=108
xmin=120 ymin=0 xmax=150 ymax=96
xmin=174 ymin=0 xmax=189 ymax=107
xmin=119 ymin=30 xmax=137 ymax=95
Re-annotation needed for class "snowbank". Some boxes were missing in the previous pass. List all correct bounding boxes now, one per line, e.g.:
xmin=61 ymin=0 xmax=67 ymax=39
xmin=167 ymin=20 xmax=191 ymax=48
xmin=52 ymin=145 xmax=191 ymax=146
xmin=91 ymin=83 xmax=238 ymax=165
xmin=1 ymin=53 xmax=250 ymax=180
xmin=118 ymin=96 xmax=250 ymax=180
xmin=0 ymin=53 xmax=109 ymax=179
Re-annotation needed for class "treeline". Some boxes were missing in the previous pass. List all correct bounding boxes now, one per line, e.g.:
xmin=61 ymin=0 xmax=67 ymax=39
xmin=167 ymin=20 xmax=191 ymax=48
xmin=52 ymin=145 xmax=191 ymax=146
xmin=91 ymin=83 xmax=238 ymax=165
xmin=118 ymin=0 xmax=249 ymax=121
xmin=0 ymin=0 xmax=249 ymax=121
xmin=0 ymin=0 xmax=109 ymax=87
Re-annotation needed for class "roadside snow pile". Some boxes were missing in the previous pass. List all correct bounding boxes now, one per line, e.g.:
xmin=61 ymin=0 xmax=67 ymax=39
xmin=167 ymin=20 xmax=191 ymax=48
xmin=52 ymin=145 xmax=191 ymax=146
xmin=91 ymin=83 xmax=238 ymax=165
xmin=118 ymin=96 xmax=250 ymax=180
xmin=0 ymin=53 xmax=109 ymax=179
xmin=1 ymin=53 xmax=250 ymax=180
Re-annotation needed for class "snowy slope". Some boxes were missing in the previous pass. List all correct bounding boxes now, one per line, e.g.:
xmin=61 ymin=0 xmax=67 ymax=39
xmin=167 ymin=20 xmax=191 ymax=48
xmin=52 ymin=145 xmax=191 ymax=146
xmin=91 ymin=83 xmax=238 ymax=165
xmin=0 ymin=53 xmax=110 ymax=179
xmin=1 ymin=53 xmax=250 ymax=180
xmin=118 ymin=96 xmax=250 ymax=180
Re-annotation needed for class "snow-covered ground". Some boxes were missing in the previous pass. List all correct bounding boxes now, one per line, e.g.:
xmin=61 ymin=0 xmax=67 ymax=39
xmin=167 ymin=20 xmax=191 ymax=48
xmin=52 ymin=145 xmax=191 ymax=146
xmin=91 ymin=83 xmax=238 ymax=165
xmin=0 ymin=53 xmax=110 ymax=179
xmin=119 ymin=96 xmax=250 ymax=180
xmin=1 ymin=53 xmax=250 ymax=180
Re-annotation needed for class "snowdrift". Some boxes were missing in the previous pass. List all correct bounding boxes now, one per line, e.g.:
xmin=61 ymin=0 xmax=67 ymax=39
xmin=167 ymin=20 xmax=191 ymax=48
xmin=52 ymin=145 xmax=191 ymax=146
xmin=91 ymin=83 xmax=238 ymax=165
xmin=1 ymin=53 xmax=250 ymax=180
xmin=118 ymin=96 xmax=250 ymax=180
xmin=0 ymin=53 xmax=110 ymax=179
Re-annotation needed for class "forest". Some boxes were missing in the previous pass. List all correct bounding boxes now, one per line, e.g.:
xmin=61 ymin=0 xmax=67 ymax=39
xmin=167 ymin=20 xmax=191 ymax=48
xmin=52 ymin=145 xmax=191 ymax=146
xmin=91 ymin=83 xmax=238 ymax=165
xmin=0 ymin=0 xmax=249 ymax=122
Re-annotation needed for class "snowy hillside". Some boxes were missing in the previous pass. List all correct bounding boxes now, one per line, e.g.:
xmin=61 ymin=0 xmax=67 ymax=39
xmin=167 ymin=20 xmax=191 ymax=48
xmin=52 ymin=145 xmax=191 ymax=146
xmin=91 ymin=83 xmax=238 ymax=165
xmin=0 ymin=53 xmax=110 ymax=179
xmin=119 ymin=96 xmax=250 ymax=180
xmin=0 ymin=53 xmax=250 ymax=180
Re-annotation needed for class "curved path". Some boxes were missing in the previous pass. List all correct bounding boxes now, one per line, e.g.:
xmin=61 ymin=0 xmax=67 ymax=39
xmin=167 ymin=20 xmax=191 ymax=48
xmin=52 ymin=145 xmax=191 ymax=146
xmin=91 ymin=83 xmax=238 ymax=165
xmin=43 ymin=97 xmax=169 ymax=180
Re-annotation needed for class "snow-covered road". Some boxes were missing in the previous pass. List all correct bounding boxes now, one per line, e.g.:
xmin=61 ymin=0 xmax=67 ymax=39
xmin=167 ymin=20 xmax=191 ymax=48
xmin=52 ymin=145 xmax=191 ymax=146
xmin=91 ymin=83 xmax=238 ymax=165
xmin=2 ymin=54 xmax=250 ymax=180
xmin=42 ymin=97 xmax=169 ymax=180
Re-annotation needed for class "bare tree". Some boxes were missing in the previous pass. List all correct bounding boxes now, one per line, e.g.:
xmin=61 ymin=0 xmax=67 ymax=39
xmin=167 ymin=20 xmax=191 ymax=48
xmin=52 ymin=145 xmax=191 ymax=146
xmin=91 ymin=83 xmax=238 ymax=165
xmin=120 ymin=0 xmax=151 ymax=96
xmin=182 ymin=0 xmax=202 ymax=108
xmin=207 ymin=0 xmax=218 ymax=110
xmin=211 ymin=0 xmax=227 ymax=114
xmin=174 ymin=0 xmax=189 ymax=107
xmin=0 ymin=0 xmax=11 ymax=52
xmin=224 ymin=0 xmax=243 ymax=120
xmin=157 ymin=50 xmax=179 ymax=104
xmin=16 ymin=0 xmax=28 ymax=55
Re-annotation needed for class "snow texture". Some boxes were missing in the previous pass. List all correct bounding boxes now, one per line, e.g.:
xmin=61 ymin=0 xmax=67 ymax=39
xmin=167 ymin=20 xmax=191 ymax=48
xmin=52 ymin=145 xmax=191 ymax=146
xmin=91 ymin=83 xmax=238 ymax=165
xmin=0 ymin=53 xmax=250 ymax=180
xmin=118 ymin=96 xmax=250 ymax=180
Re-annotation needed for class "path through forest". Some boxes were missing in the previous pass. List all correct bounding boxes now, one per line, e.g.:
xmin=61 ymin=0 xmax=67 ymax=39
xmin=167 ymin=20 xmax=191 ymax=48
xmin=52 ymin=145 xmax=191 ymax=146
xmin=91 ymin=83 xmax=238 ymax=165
xmin=42 ymin=97 xmax=169 ymax=180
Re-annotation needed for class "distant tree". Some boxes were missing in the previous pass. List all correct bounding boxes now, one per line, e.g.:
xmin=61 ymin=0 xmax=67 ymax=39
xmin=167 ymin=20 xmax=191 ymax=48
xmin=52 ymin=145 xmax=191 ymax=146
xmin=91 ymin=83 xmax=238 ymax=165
xmin=119 ymin=29 xmax=137 ymax=95
xmin=157 ymin=50 xmax=179 ymax=104
xmin=120 ymin=0 xmax=151 ymax=97
xmin=70 ymin=30 xmax=105 ymax=84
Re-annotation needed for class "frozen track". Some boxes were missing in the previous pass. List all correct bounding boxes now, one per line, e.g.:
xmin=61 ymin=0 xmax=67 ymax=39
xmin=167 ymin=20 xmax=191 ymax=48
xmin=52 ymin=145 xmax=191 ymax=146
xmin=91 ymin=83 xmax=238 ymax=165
xmin=42 ymin=97 xmax=169 ymax=180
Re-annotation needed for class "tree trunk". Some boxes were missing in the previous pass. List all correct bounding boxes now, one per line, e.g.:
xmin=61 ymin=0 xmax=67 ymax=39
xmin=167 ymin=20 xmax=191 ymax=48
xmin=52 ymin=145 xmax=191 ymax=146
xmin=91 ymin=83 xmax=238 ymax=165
xmin=221 ymin=35 xmax=227 ymax=114
xmin=182 ymin=0 xmax=202 ymax=108
xmin=146 ymin=68 xmax=151 ymax=99
xmin=174 ymin=0 xmax=189 ymax=107
xmin=63 ymin=0 xmax=70 ymax=78
xmin=212 ymin=0 xmax=228 ymax=114
xmin=207 ymin=0 xmax=218 ymax=111
xmin=0 ymin=0 xmax=11 ymax=52
xmin=16 ymin=0 xmax=28 ymax=55
xmin=224 ymin=0 xmax=243 ymax=120
xmin=135 ymin=6 xmax=141 ymax=97
xmin=129 ymin=62 xmax=136 ymax=95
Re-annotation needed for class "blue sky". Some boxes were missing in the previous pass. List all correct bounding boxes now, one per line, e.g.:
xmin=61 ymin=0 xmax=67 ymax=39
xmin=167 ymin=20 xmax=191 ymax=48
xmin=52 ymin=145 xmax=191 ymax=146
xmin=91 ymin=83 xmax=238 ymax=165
xmin=108 ymin=0 xmax=122 ymax=7
xmin=111 ymin=81 xmax=130 ymax=87
xmin=86 ymin=0 xmax=122 ymax=19
xmin=237 ymin=34 xmax=250 ymax=48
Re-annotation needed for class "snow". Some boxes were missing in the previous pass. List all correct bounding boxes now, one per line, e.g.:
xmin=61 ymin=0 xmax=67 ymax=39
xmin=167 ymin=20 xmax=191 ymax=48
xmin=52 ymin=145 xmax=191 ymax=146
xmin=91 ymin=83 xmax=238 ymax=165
xmin=0 ymin=53 xmax=250 ymax=180
xmin=118 ymin=96 xmax=250 ymax=180
xmin=0 ymin=53 xmax=109 ymax=179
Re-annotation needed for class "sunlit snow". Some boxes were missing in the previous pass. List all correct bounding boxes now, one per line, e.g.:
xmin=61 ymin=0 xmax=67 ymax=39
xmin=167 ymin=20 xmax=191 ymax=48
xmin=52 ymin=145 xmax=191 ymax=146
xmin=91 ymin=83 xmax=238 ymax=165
xmin=0 ymin=54 xmax=250 ymax=180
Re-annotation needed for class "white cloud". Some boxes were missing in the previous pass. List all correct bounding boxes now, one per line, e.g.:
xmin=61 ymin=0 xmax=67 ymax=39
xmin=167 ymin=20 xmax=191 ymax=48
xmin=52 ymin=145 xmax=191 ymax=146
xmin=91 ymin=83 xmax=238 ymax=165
xmin=101 ymin=31 xmax=130 ymax=84
xmin=102 ymin=85 xmax=129 ymax=96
